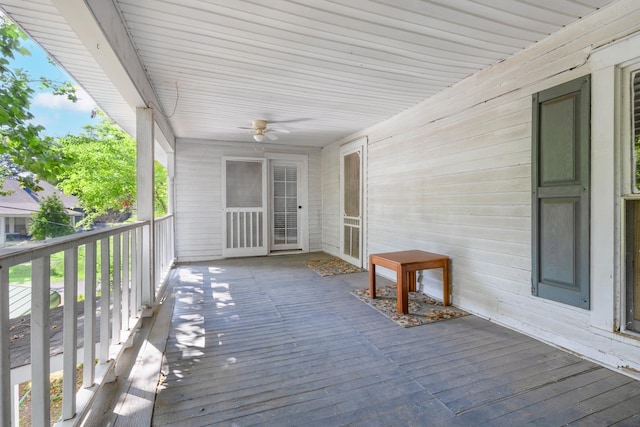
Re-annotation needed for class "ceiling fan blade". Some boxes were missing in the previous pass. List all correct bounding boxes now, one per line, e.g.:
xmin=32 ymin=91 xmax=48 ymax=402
xmin=268 ymin=118 xmax=311 ymax=124
xmin=266 ymin=133 xmax=279 ymax=141
xmin=269 ymin=127 xmax=290 ymax=134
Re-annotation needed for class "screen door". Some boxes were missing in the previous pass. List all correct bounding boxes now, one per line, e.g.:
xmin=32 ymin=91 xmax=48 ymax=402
xmin=222 ymin=158 xmax=268 ymax=257
xmin=340 ymin=144 xmax=363 ymax=266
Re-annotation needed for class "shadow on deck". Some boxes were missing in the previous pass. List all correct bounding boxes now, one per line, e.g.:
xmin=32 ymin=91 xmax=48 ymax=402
xmin=87 ymin=252 xmax=640 ymax=426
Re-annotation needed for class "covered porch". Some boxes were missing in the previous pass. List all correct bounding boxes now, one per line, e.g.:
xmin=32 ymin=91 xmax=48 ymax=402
xmin=3 ymin=0 xmax=640 ymax=425
xmin=90 ymin=253 xmax=640 ymax=426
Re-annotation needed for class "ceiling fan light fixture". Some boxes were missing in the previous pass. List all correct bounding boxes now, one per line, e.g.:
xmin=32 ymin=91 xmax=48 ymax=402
xmin=253 ymin=133 xmax=264 ymax=142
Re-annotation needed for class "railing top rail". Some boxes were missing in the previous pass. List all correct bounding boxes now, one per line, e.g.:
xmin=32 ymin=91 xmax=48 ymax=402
xmin=154 ymin=214 xmax=174 ymax=225
xmin=0 ymin=220 xmax=149 ymax=268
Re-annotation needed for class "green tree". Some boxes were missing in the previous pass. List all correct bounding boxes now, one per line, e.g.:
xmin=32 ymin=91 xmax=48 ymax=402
xmin=0 ymin=16 xmax=76 ymax=188
xmin=29 ymin=194 xmax=74 ymax=240
xmin=56 ymin=112 xmax=168 ymax=227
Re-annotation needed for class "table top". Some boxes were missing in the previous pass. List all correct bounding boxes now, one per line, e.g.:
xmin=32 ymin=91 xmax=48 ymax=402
xmin=369 ymin=249 xmax=449 ymax=264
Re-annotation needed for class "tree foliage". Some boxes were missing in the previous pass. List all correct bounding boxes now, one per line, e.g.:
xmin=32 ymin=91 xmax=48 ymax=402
xmin=56 ymin=112 xmax=168 ymax=226
xmin=29 ymin=194 xmax=74 ymax=240
xmin=0 ymin=16 xmax=76 ymax=187
xmin=0 ymin=17 xmax=167 ymax=227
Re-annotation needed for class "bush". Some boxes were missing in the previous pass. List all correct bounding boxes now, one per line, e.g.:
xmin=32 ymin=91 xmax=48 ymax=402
xmin=29 ymin=194 xmax=74 ymax=240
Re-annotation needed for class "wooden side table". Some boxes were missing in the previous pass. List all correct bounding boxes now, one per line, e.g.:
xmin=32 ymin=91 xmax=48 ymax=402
xmin=369 ymin=250 xmax=451 ymax=314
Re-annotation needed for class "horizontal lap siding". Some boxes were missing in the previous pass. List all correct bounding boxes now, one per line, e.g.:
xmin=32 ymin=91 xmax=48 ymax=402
xmin=321 ymin=143 xmax=341 ymax=256
xmin=308 ymin=152 xmax=323 ymax=252
xmin=322 ymin=0 xmax=640 ymax=368
xmin=176 ymin=140 xmax=322 ymax=262
xmin=175 ymin=142 xmax=222 ymax=261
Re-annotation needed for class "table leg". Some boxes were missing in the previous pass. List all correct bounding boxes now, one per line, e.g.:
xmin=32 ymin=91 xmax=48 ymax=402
xmin=443 ymin=259 xmax=451 ymax=306
xmin=397 ymin=267 xmax=408 ymax=314
xmin=408 ymin=271 xmax=416 ymax=292
xmin=369 ymin=259 xmax=376 ymax=299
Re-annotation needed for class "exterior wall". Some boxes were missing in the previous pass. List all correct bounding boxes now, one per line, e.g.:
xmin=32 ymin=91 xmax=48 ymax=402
xmin=175 ymin=139 xmax=322 ymax=262
xmin=321 ymin=142 xmax=340 ymax=256
xmin=322 ymin=0 xmax=640 ymax=376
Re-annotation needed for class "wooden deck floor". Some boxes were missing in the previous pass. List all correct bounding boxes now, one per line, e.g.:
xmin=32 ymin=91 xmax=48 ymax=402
xmin=102 ymin=253 xmax=640 ymax=426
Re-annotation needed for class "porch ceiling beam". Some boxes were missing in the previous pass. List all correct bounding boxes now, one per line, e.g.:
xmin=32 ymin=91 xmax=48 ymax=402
xmin=50 ymin=0 xmax=175 ymax=152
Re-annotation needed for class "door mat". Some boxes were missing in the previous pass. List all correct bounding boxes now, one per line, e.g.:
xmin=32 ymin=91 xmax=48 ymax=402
xmin=306 ymin=257 xmax=364 ymax=276
xmin=350 ymin=285 xmax=469 ymax=327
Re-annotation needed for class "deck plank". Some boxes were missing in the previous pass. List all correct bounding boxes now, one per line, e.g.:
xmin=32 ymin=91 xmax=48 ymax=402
xmin=143 ymin=253 xmax=640 ymax=426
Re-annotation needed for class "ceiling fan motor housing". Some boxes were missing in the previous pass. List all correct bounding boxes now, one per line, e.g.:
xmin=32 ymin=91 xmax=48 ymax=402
xmin=252 ymin=119 xmax=267 ymax=131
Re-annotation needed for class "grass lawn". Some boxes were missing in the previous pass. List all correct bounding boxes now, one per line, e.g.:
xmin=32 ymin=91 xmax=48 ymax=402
xmin=8 ymin=244 xmax=109 ymax=285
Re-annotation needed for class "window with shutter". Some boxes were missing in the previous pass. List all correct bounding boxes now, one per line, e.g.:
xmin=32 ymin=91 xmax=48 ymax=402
xmin=625 ymin=71 xmax=640 ymax=332
xmin=531 ymin=75 xmax=590 ymax=309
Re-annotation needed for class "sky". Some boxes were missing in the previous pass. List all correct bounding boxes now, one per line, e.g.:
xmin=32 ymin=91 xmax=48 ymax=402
xmin=11 ymin=37 xmax=99 ymax=138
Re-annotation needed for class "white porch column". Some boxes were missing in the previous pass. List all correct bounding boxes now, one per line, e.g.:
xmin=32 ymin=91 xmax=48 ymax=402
xmin=0 ymin=217 xmax=5 ymax=247
xmin=167 ymin=151 xmax=175 ymax=216
xmin=137 ymin=107 xmax=155 ymax=308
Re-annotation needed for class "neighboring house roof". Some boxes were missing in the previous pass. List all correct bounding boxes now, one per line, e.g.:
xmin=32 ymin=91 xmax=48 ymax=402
xmin=9 ymin=284 xmax=60 ymax=319
xmin=0 ymin=179 xmax=81 ymax=217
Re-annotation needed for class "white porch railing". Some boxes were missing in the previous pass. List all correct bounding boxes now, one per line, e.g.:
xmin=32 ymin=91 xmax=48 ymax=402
xmin=0 ymin=215 xmax=175 ymax=426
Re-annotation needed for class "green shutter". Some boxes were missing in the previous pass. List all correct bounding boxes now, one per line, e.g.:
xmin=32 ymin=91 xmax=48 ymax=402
xmin=532 ymin=75 xmax=590 ymax=309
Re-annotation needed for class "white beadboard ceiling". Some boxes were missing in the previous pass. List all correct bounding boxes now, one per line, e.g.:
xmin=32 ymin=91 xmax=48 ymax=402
xmin=0 ymin=0 xmax=617 ymax=148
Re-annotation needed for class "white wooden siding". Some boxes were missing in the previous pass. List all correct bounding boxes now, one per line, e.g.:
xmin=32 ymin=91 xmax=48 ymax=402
xmin=175 ymin=140 xmax=322 ymax=262
xmin=322 ymin=0 xmax=640 ymax=374
xmin=307 ymin=150 xmax=323 ymax=252
xmin=321 ymin=142 xmax=341 ymax=256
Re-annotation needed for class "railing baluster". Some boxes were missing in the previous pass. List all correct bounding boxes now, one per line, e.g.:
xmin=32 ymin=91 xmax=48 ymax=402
xmin=138 ymin=225 xmax=144 ymax=310
xmin=11 ymin=385 xmax=18 ymax=427
xmin=31 ymin=256 xmax=51 ymax=426
xmin=62 ymin=247 xmax=78 ymax=420
xmin=131 ymin=228 xmax=139 ymax=317
xmin=113 ymin=234 xmax=121 ymax=343
xmin=141 ymin=223 xmax=152 ymax=308
xmin=122 ymin=230 xmax=130 ymax=331
xmin=0 ymin=264 xmax=10 ymax=427
xmin=154 ymin=222 xmax=160 ymax=290
xmin=155 ymin=222 xmax=160 ymax=287
xmin=100 ymin=238 xmax=110 ymax=363
xmin=84 ymin=241 xmax=97 ymax=388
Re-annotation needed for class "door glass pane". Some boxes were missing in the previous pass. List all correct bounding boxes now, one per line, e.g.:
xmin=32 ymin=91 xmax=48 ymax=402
xmin=272 ymin=164 xmax=298 ymax=245
xmin=226 ymin=161 xmax=262 ymax=207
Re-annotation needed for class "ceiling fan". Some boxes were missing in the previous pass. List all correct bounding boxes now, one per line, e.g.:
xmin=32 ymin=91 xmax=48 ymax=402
xmin=240 ymin=119 xmax=290 ymax=142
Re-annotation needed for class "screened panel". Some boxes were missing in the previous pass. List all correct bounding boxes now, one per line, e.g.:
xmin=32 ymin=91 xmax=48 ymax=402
xmin=540 ymin=199 xmax=577 ymax=288
xmin=226 ymin=160 xmax=263 ymax=208
xmin=344 ymin=152 xmax=360 ymax=217
xmin=343 ymin=217 xmax=360 ymax=259
xmin=540 ymin=96 xmax=577 ymax=184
